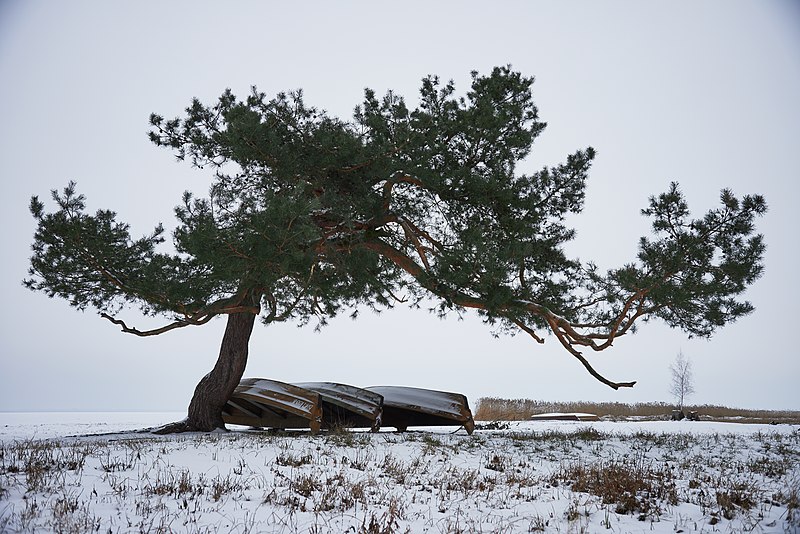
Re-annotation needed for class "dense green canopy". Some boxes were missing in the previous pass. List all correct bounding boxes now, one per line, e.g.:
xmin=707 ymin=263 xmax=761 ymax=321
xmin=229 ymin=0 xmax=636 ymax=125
xmin=26 ymin=67 xmax=766 ymax=388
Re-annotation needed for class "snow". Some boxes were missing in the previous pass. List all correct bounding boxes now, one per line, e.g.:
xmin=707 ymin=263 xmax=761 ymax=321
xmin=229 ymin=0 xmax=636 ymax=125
xmin=0 ymin=412 xmax=184 ymax=441
xmin=366 ymin=386 xmax=467 ymax=415
xmin=531 ymin=412 xmax=599 ymax=420
xmin=526 ymin=418 xmax=795 ymax=435
xmin=1 ymin=413 xmax=798 ymax=533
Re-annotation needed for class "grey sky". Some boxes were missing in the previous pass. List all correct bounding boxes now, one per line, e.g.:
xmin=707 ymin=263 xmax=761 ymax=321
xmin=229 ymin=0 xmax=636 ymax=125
xmin=1 ymin=1 xmax=798 ymax=412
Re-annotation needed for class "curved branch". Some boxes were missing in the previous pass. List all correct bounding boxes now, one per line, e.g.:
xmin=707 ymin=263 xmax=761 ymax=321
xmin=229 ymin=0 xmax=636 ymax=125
xmin=400 ymin=219 xmax=431 ymax=270
xmin=102 ymin=288 xmax=262 ymax=336
xmin=543 ymin=314 xmax=636 ymax=390
xmin=100 ymin=312 xmax=215 ymax=337
xmin=362 ymin=237 xmax=639 ymax=389
xmin=398 ymin=216 xmax=445 ymax=253
xmin=382 ymin=173 xmax=425 ymax=211
xmin=511 ymin=318 xmax=544 ymax=344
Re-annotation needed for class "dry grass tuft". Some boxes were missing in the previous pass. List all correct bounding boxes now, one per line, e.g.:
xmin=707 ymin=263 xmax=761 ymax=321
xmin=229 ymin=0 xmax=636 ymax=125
xmin=551 ymin=455 xmax=678 ymax=520
xmin=785 ymin=481 xmax=800 ymax=528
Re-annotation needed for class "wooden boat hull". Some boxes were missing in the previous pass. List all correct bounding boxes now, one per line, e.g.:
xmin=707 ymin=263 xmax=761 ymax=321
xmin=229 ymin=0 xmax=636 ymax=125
xmin=366 ymin=386 xmax=475 ymax=434
xmin=222 ymin=378 xmax=323 ymax=433
xmin=294 ymin=382 xmax=383 ymax=431
xmin=223 ymin=379 xmax=474 ymax=435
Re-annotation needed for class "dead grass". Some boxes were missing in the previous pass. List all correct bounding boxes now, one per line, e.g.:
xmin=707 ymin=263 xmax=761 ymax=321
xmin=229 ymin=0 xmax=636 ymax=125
xmin=1 ymin=426 xmax=797 ymax=532
xmin=551 ymin=454 xmax=678 ymax=520
xmin=475 ymin=397 xmax=800 ymax=423
xmin=784 ymin=480 xmax=800 ymax=528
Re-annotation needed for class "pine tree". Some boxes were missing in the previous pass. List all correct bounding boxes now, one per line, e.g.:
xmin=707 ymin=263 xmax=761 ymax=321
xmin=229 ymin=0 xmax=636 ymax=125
xmin=25 ymin=67 xmax=767 ymax=432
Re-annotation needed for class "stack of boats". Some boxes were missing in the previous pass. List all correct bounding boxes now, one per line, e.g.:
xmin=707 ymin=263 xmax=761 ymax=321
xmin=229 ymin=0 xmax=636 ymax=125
xmin=222 ymin=379 xmax=474 ymax=435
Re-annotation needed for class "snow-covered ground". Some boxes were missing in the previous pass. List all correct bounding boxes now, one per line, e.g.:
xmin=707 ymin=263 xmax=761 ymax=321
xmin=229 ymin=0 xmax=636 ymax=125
xmin=1 ymin=413 xmax=798 ymax=533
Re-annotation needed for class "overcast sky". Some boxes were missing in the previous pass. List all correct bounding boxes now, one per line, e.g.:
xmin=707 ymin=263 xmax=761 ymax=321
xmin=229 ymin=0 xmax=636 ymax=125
xmin=1 ymin=1 xmax=798 ymax=413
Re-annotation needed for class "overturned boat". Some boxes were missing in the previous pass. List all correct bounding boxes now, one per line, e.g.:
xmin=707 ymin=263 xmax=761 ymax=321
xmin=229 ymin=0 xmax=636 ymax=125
xmin=294 ymin=382 xmax=383 ymax=431
xmin=223 ymin=379 xmax=383 ymax=432
xmin=223 ymin=378 xmax=474 ymax=434
xmin=366 ymin=386 xmax=475 ymax=434
xmin=222 ymin=378 xmax=324 ymax=432
xmin=530 ymin=412 xmax=599 ymax=422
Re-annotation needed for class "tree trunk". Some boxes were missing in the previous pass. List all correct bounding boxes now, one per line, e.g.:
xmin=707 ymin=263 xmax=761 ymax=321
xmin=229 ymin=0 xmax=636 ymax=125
xmin=155 ymin=308 xmax=258 ymax=433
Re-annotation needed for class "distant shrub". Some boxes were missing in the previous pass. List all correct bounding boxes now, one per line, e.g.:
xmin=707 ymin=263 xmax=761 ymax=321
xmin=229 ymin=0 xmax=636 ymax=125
xmin=474 ymin=397 xmax=800 ymax=423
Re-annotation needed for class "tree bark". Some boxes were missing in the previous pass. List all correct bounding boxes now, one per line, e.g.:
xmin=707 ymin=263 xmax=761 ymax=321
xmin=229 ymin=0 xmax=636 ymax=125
xmin=154 ymin=307 xmax=258 ymax=433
